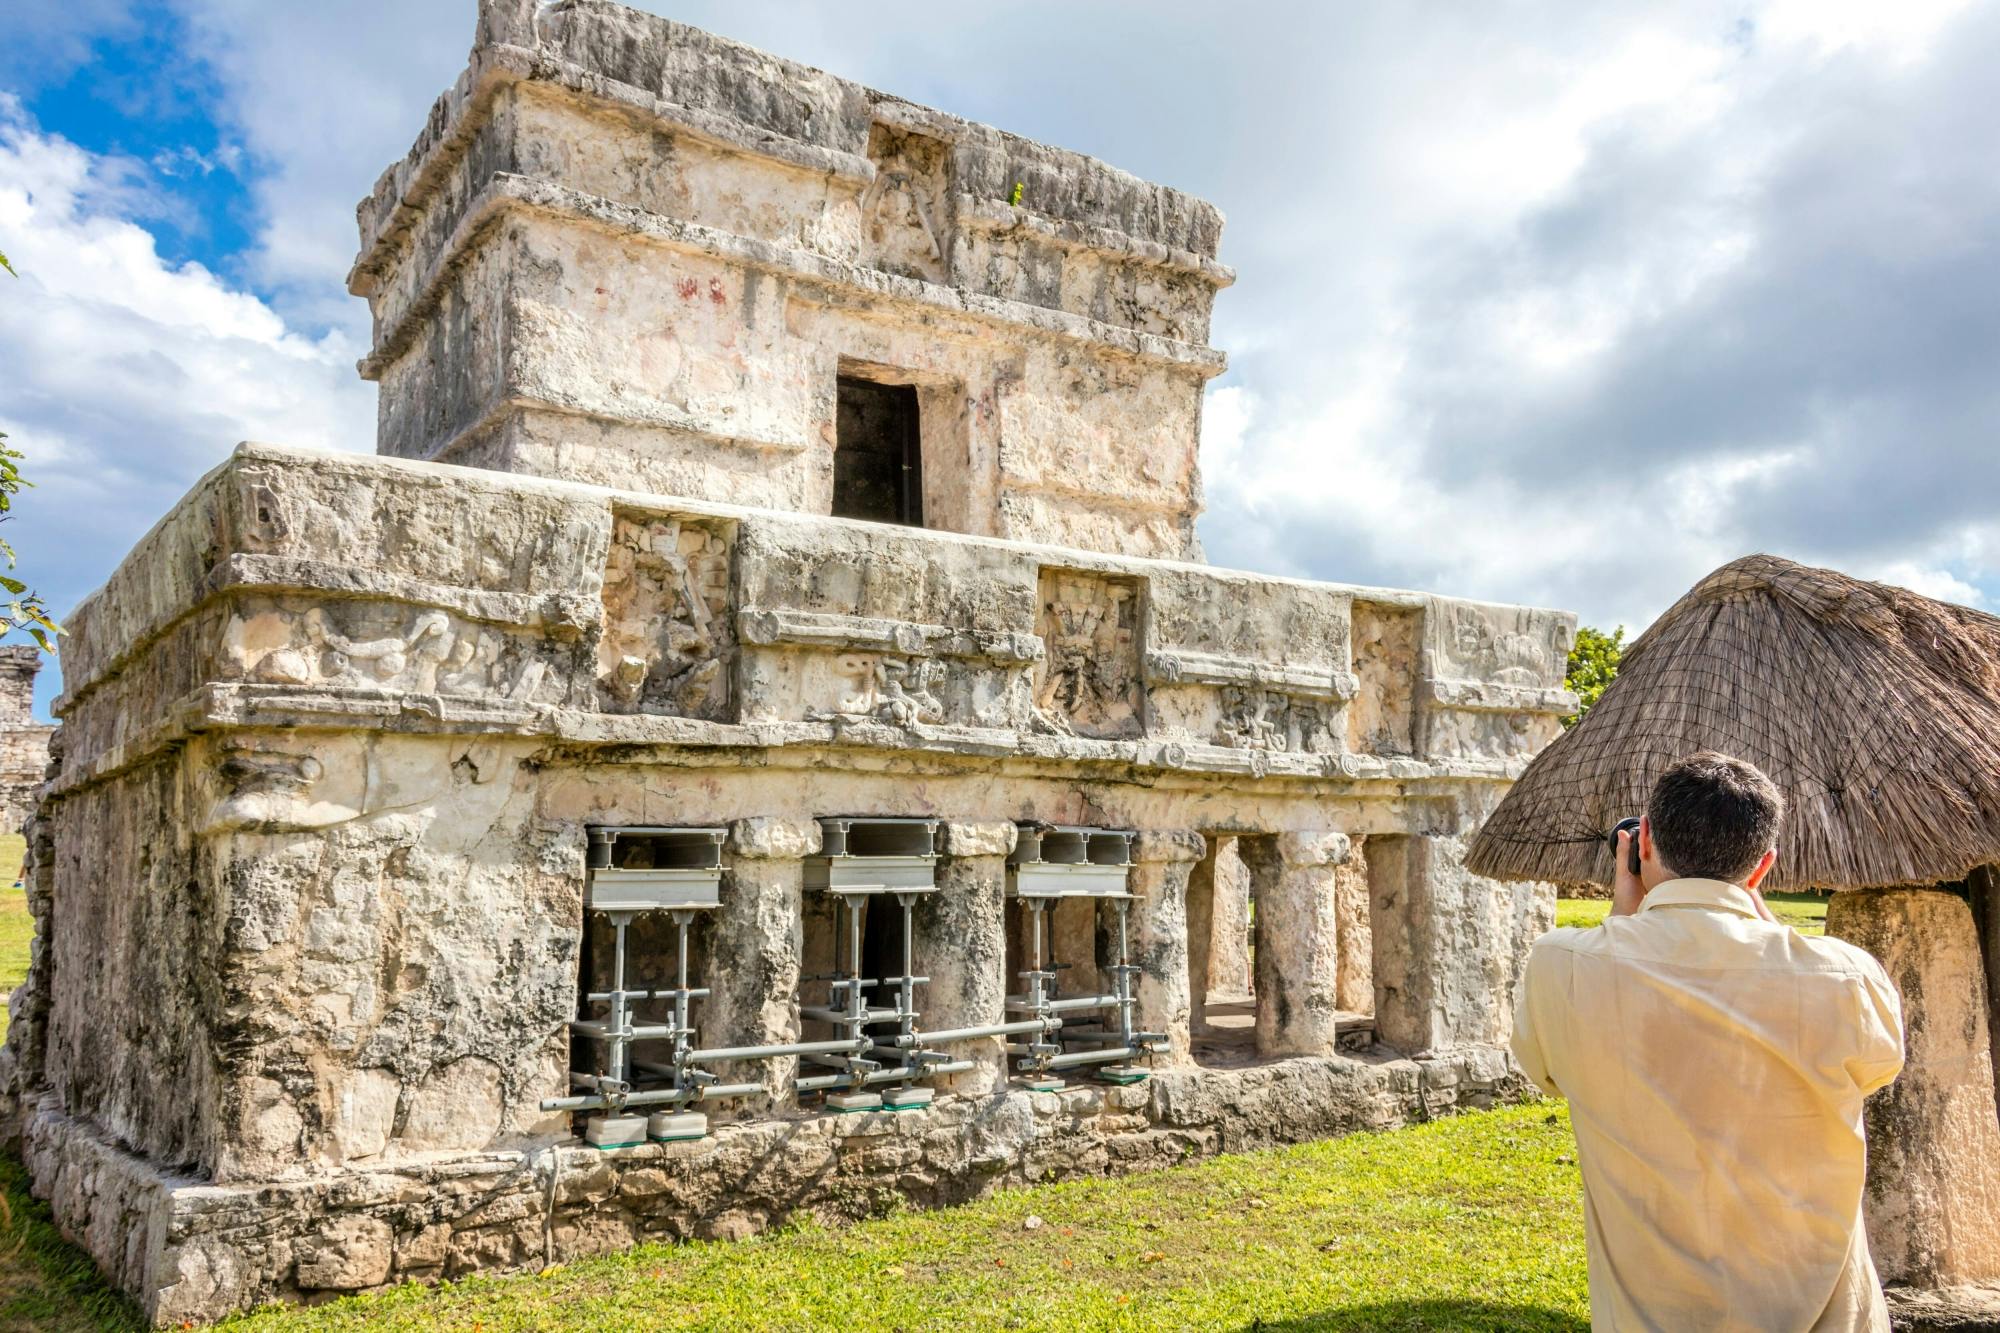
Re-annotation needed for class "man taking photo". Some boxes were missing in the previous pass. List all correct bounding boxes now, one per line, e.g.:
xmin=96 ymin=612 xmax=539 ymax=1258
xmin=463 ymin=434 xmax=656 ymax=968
xmin=1512 ymin=751 xmax=1906 ymax=1331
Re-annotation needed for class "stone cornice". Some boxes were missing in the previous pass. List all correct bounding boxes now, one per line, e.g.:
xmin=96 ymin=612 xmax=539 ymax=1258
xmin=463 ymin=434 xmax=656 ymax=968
xmin=356 ymin=174 xmax=1230 ymax=383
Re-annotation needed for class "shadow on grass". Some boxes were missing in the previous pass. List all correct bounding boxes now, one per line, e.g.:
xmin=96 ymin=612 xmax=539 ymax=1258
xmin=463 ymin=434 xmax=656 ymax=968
xmin=0 ymin=1155 xmax=145 ymax=1332
xmin=1240 ymin=1300 xmax=1589 ymax=1332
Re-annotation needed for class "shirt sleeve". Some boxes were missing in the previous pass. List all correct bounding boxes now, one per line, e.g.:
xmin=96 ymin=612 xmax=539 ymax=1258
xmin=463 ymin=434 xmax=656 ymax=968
xmin=1511 ymin=939 xmax=1561 ymax=1096
xmin=1845 ymin=957 xmax=1906 ymax=1098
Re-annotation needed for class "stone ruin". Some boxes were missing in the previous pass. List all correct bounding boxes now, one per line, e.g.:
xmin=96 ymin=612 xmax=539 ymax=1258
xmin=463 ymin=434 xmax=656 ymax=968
xmin=0 ymin=2 xmax=1577 ymax=1322
xmin=0 ymin=646 xmax=53 ymax=837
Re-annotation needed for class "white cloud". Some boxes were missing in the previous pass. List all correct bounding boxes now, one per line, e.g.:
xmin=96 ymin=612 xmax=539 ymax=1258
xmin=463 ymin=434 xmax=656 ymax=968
xmin=0 ymin=101 xmax=373 ymax=691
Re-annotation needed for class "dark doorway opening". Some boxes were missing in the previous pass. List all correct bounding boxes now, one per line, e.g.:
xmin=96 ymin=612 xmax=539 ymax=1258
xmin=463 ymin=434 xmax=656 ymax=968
xmin=833 ymin=376 xmax=923 ymax=525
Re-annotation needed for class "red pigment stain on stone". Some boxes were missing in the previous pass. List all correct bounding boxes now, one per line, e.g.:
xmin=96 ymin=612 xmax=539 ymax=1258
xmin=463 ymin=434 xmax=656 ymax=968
xmin=676 ymin=278 xmax=700 ymax=300
xmin=708 ymin=278 xmax=727 ymax=306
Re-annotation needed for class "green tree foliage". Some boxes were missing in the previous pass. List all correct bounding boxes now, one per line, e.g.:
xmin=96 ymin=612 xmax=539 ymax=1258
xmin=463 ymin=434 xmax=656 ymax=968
xmin=0 ymin=251 xmax=59 ymax=651
xmin=1563 ymin=624 xmax=1624 ymax=727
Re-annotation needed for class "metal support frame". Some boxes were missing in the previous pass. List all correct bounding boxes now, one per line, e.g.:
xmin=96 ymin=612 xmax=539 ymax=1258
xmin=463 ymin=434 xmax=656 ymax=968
xmin=1005 ymin=823 xmax=1164 ymax=1086
xmin=549 ymin=817 xmax=1167 ymax=1131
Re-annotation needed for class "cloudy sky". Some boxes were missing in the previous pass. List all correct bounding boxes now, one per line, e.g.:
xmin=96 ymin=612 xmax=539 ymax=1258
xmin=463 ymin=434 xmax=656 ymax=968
xmin=2 ymin=0 xmax=1996 ymax=716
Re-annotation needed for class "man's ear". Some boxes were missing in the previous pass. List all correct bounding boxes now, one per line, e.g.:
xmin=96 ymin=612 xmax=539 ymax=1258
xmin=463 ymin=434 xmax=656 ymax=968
xmin=1638 ymin=815 xmax=1654 ymax=863
xmin=1745 ymin=848 xmax=1777 ymax=890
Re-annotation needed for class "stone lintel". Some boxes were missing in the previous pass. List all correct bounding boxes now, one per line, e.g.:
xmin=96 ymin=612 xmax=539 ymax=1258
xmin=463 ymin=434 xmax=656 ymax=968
xmin=727 ymin=816 xmax=823 ymax=861
xmin=941 ymin=820 xmax=1018 ymax=859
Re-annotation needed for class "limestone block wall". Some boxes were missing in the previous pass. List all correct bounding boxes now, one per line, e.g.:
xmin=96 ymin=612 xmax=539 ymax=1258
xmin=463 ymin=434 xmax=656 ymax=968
xmin=348 ymin=0 xmax=1232 ymax=560
xmin=4 ymin=442 xmax=1571 ymax=1321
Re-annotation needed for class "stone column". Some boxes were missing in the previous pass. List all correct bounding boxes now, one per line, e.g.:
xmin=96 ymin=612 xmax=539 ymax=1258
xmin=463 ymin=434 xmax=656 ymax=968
xmin=710 ymin=816 xmax=818 ymax=1114
xmin=1184 ymin=843 xmax=1219 ymax=1035
xmin=916 ymin=821 xmax=1015 ymax=1095
xmin=1371 ymin=833 xmax=1551 ymax=1056
xmin=1828 ymin=888 xmax=2000 ymax=1287
xmin=1240 ymin=832 xmax=1349 ymax=1058
xmin=1128 ymin=830 xmax=1205 ymax=1067
xmin=1335 ymin=843 xmax=1374 ymax=1015
xmin=1210 ymin=842 xmax=1253 ymax=998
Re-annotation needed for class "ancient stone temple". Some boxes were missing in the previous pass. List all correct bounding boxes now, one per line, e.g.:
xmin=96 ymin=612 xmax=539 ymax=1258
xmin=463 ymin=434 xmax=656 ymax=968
xmin=0 ymin=647 xmax=53 ymax=836
xmin=0 ymin=2 xmax=1574 ymax=1322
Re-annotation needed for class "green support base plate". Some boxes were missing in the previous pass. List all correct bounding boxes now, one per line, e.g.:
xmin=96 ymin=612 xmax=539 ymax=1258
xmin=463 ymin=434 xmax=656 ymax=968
xmin=1096 ymin=1067 xmax=1150 ymax=1086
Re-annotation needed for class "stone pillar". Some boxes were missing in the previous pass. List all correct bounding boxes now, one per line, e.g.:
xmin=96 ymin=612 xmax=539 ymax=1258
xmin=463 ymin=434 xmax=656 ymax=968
xmin=1210 ymin=841 xmax=1253 ymax=997
xmin=1185 ymin=843 xmax=1218 ymax=1035
xmin=1335 ymin=843 xmax=1374 ymax=1015
xmin=917 ymin=821 xmax=1015 ymax=1095
xmin=1828 ymin=888 xmax=2000 ymax=1287
xmin=711 ymin=816 xmax=818 ymax=1114
xmin=1371 ymin=833 xmax=1551 ymax=1056
xmin=1240 ymin=832 xmax=1349 ymax=1058
xmin=1128 ymin=830 xmax=1205 ymax=1067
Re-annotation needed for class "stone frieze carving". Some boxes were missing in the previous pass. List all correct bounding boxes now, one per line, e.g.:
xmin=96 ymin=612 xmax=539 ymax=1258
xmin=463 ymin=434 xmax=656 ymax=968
xmin=226 ymin=604 xmax=555 ymax=704
xmin=807 ymin=653 xmax=945 ymax=727
xmin=859 ymin=124 xmax=951 ymax=284
xmin=1032 ymin=570 xmax=1142 ymax=739
xmin=596 ymin=514 xmax=733 ymax=718
xmin=1218 ymin=686 xmax=1339 ymax=754
xmin=1431 ymin=601 xmax=1572 ymax=689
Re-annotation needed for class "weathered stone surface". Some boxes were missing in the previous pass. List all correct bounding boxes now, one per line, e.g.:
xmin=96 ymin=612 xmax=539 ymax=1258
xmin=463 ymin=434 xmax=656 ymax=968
xmin=1241 ymin=836 xmax=1344 ymax=1057
xmin=0 ymin=646 xmax=52 ymax=835
xmin=1828 ymin=888 xmax=2000 ymax=1288
xmin=295 ymin=1216 xmax=393 ymax=1291
xmin=350 ymin=2 xmax=1234 ymax=561
xmin=1371 ymin=828 xmax=1555 ymax=1055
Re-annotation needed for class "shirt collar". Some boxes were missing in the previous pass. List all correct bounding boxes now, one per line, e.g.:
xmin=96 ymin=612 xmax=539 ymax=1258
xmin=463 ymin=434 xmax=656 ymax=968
xmin=1638 ymin=878 xmax=1763 ymax=918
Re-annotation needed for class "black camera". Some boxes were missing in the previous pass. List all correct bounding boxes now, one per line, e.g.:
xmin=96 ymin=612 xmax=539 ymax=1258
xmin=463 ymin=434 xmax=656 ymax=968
xmin=1608 ymin=816 xmax=1642 ymax=877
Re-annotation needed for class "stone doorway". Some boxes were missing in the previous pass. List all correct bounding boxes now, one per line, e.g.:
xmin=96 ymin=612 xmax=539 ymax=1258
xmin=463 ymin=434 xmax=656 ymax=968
xmin=832 ymin=376 xmax=923 ymax=526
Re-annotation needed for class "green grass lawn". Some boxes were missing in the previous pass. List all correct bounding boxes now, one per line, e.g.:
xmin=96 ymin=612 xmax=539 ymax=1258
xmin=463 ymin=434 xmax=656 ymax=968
xmin=1555 ymin=890 xmax=1827 ymax=934
xmin=0 ymin=835 xmax=28 ymax=1043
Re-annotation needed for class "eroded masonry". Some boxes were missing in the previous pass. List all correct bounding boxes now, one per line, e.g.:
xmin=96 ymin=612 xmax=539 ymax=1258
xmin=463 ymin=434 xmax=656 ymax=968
xmin=0 ymin=1 xmax=1575 ymax=1322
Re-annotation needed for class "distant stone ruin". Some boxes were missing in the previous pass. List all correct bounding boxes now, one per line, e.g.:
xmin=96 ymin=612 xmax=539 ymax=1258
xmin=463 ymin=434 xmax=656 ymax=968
xmin=0 ymin=2 xmax=1575 ymax=1323
xmin=0 ymin=647 xmax=52 ymax=837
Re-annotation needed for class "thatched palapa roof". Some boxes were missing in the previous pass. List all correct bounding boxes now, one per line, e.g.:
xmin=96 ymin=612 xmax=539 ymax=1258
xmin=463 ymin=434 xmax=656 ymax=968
xmin=1467 ymin=554 xmax=2000 ymax=892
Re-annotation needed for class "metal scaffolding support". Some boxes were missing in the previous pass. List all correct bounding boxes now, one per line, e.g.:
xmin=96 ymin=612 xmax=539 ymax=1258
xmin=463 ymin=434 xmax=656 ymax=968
xmin=1005 ymin=823 xmax=1165 ymax=1088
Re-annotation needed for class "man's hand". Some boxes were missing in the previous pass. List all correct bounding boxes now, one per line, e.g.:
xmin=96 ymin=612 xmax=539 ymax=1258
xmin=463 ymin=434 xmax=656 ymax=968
xmin=1610 ymin=827 xmax=1645 ymax=917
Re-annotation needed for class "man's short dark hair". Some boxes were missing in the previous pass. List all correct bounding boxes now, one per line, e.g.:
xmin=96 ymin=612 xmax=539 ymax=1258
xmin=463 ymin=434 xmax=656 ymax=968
xmin=1647 ymin=751 xmax=1785 ymax=883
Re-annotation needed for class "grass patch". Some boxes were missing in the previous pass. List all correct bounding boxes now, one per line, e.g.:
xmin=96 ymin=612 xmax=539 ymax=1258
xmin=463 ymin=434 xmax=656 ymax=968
xmin=1555 ymin=891 xmax=1827 ymax=935
xmin=0 ymin=1156 xmax=147 ymax=1331
xmin=0 ymin=836 xmax=28 ymax=1044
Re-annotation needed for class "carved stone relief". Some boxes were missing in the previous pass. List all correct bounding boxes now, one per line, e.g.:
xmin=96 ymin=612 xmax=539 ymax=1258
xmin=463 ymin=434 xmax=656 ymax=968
xmin=1032 ymin=570 xmax=1142 ymax=739
xmin=231 ymin=466 xmax=292 ymax=551
xmin=1218 ymin=686 xmax=1338 ymax=754
xmin=1348 ymin=604 xmax=1420 ymax=756
xmin=596 ymin=513 xmax=733 ymax=718
xmin=859 ymin=124 xmax=952 ymax=284
xmin=225 ymin=603 xmax=557 ymax=704
xmin=806 ymin=652 xmax=945 ymax=727
xmin=1431 ymin=602 xmax=1571 ymax=688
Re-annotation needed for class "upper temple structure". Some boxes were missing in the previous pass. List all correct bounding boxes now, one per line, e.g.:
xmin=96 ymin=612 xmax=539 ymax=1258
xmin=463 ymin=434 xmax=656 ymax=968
xmin=349 ymin=0 xmax=1232 ymax=560
xmin=0 ymin=3 xmax=1578 ymax=1323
